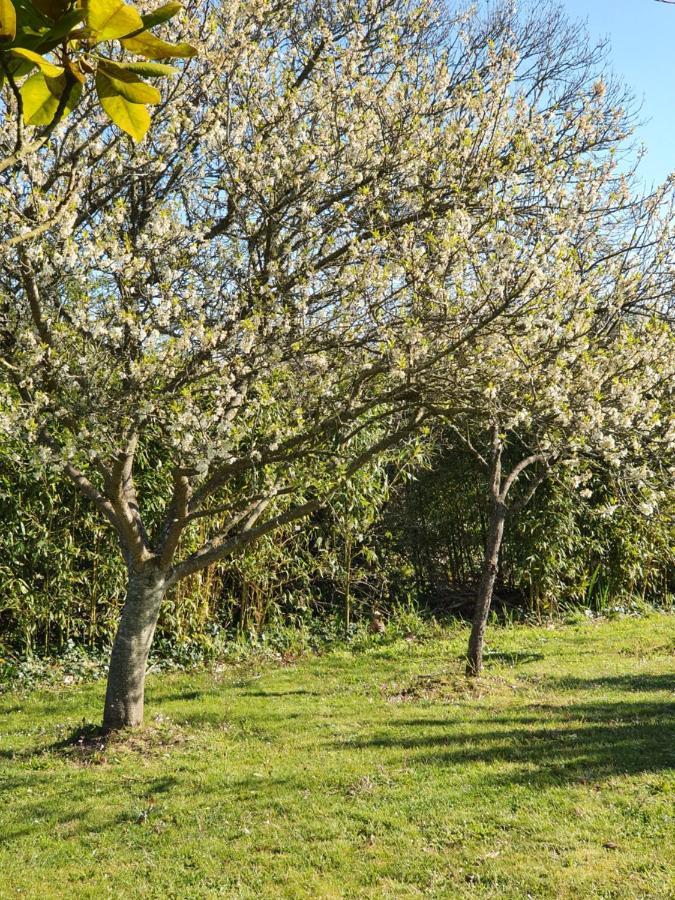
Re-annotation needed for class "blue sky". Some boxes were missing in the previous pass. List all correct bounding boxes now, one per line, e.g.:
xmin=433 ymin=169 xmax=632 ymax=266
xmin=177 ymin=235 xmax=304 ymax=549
xmin=560 ymin=0 xmax=674 ymax=187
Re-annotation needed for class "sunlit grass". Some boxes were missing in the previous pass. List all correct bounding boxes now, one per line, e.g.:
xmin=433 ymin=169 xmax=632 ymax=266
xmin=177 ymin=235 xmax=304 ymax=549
xmin=1 ymin=614 xmax=673 ymax=898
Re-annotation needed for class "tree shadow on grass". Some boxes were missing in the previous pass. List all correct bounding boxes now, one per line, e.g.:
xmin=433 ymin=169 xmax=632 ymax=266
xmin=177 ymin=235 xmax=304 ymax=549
xmin=0 ymin=721 xmax=105 ymax=761
xmin=242 ymin=689 xmax=319 ymax=698
xmin=161 ymin=689 xmax=211 ymax=702
xmin=338 ymin=672 xmax=675 ymax=787
xmin=0 ymin=713 xmax=196 ymax=763
xmin=532 ymin=672 xmax=675 ymax=693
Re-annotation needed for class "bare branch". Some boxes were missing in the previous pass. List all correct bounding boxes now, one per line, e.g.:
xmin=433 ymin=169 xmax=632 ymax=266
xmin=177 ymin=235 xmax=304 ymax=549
xmin=170 ymin=411 xmax=426 ymax=584
xmin=509 ymin=464 xmax=552 ymax=514
xmin=63 ymin=462 xmax=120 ymax=532
xmin=105 ymin=435 xmax=153 ymax=567
xmin=168 ymin=499 xmax=320 ymax=583
xmin=159 ymin=470 xmax=192 ymax=570
xmin=501 ymin=453 xmax=548 ymax=500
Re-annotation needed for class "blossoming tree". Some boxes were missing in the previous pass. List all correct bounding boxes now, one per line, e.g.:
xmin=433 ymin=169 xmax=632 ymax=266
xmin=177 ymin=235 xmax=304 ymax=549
xmin=422 ymin=182 xmax=675 ymax=675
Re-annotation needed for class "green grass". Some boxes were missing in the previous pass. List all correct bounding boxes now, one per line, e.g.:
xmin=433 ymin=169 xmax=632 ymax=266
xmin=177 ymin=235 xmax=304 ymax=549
xmin=1 ymin=614 xmax=674 ymax=899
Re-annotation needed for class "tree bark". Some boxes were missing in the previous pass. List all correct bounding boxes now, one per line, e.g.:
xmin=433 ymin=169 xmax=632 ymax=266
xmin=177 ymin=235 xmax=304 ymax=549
xmin=102 ymin=567 xmax=167 ymax=731
xmin=466 ymin=497 xmax=506 ymax=677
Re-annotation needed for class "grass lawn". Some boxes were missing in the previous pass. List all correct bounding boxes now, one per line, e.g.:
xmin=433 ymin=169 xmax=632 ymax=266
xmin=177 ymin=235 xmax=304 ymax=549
xmin=0 ymin=614 xmax=673 ymax=899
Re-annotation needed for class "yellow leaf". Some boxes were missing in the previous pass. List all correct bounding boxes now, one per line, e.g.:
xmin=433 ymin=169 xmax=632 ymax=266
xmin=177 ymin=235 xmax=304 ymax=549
xmin=20 ymin=73 xmax=59 ymax=124
xmin=116 ymin=60 xmax=178 ymax=78
xmin=84 ymin=0 xmax=144 ymax=41
xmin=122 ymin=30 xmax=196 ymax=59
xmin=10 ymin=48 xmax=65 ymax=79
xmin=65 ymin=60 xmax=87 ymax=84
xmin=96 ymin=71 xmax=150 ymax=141
xmin=98 ymin=61 xmax=161 ymax=104
xmin=0 ymin=0 xmax=16 ymax=41
xmin=20 ymin=72 xmax=81 ymax=125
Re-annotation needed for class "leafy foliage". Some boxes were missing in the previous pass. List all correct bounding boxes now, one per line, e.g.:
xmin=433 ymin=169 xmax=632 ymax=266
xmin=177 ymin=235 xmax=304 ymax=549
xmin=385 ymin=443 xmax=674 ymax=617
xmin=1 ymin=426 xmax=671 ymax=660
xmin=0 ymin=0 xmax=195 ymax=139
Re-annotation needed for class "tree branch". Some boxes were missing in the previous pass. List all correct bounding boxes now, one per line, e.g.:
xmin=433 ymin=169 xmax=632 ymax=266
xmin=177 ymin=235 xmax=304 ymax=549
xmin=509 ymin=463 xmax=552 ymax=514
xmin=105 ymin=435 xmax=153 ymax=567
xmin=63 ymin=462 xmax=120 ymax=532
xmin=170 ymin=411 xmax=427 ymax=584
xmin=159 ymin=469 xmax=192 ymax=569
xmin=501 ymin=453 xmax=548 ymax=500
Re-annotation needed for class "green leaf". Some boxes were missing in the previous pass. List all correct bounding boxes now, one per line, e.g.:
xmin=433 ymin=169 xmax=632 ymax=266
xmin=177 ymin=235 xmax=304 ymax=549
xmin=20 ymin=71 xmax=81 ymax=125
xmin=6 ymin=26 xmax=44 ymax=52
xmin=112 ymin=76 xmax=160 ymax=104
xmin=96 ymin=70 xmax=150 ymax=141
xmin=140 ymin=2 xmax=182 ymax=30
xmin=97 ymin=60 xmax=161 ymax=104
xmin=122 ymin=30 xmax=196 ymax=59
xmin=50 ymin=74 xmax=82 ymax=112
xmin=10 ymin=0 xmax=44 ymax=29
xmin=10 ymin=47 xmax=64 ymax=78
xmin=0 ymin=0 xmax=16 ymax=41
xmin=113 ymin=60 xmax=178 ymax=78
xmin=84 ymin=0 xmax=144 ymax=41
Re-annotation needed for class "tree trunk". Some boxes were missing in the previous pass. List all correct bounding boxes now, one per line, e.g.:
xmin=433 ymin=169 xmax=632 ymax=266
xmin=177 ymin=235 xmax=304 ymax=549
xmin=466 ymin=498 xmax=506 ymax=677
xmin=102 ymin=568 xmax=167 ymax=731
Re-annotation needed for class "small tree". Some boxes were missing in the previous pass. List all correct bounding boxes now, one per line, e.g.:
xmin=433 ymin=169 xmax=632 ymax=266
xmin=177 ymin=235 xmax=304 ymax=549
xmin=424 ymin=186 xmax=675 ymax=675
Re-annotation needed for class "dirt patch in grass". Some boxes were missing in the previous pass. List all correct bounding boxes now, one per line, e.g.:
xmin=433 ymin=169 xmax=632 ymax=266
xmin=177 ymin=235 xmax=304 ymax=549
xmin=383 ymin=672 xmax=488 ymax=703
xmin=51 ymin=714 xmax=193 ymax=766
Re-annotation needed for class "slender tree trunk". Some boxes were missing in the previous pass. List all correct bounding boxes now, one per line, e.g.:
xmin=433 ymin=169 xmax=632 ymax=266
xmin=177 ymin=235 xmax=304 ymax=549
xmin=467 ymin=498 xmax=506 ymax=677
xmin=102 ymin=567 xmax=167 ymax=731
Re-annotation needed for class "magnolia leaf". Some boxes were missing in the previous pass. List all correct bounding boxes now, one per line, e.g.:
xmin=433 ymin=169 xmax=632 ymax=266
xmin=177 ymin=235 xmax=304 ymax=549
xmin=20 ymin=72 xmax=59 ymax=123
xmin=122 ymin=30 xmax=196 ymax=59
xmin=6 ymin=56 xmax=35 ymax=78
xmin=46 ymin=72 xmax=82 ymax=107
xmin=20 ymin=71 xmax=81 ymax=125
xmin=0 ymin=0 xmax=16 ymax=41
xmin=97 ymin=61 xmax=160 ymax=104
xmin=96 ymin=70 xmax=150 ymax=141
xmin=84 ymin=0 xmax=144 ymax=41
xmin=141 ymin=2 xmax=182 ymax=30
xmin=112 ymin=77 xmax=160 ymax=105
xmin=12 ymin=2 xmax=44 ymax=30
xmin=7 ymin=26 xmax=46 ymax=52
xmin=10 ymin=47 xmax=65 ymax=78
xmin=115 ymin=60 xmax=178 ymax=78
xmin=46 ymin=73 xmax=81 ymax=105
